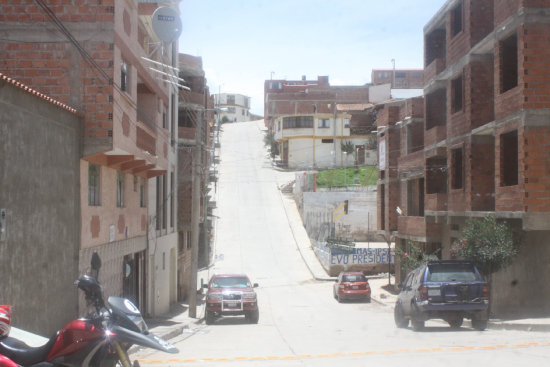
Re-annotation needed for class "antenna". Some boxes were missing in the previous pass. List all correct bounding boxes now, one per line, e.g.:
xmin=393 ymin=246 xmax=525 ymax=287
xmin=152 ymin=7 xmax=182 ymax=43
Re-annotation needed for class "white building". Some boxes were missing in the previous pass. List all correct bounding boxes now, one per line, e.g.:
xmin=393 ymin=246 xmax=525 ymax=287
xmin=214 ymin=93 xmax=251 ymax=122
xmin=273 ymin=113 xmax=377 ymax=169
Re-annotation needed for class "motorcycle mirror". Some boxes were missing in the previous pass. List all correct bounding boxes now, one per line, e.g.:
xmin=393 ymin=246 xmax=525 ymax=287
xmin=91 ymin=252 xmax=102 ymax=271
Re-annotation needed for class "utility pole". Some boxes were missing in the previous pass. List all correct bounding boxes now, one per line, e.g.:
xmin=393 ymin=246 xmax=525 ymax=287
xmin=189 ymin=109 xmax=203 ymax=318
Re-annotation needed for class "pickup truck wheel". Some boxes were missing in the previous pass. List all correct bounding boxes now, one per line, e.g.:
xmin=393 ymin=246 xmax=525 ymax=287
xmin=394 ymin=304 xmax=409 ymax=328
xmin=411 ymin=319 xmax=424 ymax=331
xmin=472 ymin=319 xmax=488 ymax=331
xmin=205 ymin=310 xmax=215 ymax=325
xmin=448 ymin=316 xmax=463 ymax=329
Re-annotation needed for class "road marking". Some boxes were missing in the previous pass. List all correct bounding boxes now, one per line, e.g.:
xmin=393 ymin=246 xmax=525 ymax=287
xmin=136 ymin=341 xmax=549 ymax=364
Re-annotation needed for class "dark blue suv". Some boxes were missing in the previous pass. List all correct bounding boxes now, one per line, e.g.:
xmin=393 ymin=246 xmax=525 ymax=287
xmin=394 ymin=260 xmax=489 ymax=331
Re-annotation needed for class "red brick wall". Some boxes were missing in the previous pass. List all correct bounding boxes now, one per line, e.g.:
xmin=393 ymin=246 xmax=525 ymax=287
xmin=522 ymin=125 xmax=550 ymax=212
xmin=522 ymin=23 xmax=550 ymax=110
xmin=0 ymin=2 xmax=116 ymax=140
xmin=494 ymin=0 xmax=521 ymax=27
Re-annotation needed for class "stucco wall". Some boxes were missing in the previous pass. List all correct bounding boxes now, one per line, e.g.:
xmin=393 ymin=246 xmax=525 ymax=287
xmin=0 ymin=80 xmax=82 ymax=336
xmin=302 ymin=190 xmax=379 ymax=242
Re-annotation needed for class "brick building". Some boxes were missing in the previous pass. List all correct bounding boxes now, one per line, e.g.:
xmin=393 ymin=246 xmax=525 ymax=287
xmin=377 ymin=0 xmax=550 ymax=317
xmin=0 ymin=0 xmax=181 ymax=321
xmin=265 ymin=75 xmax=389 ymax=169
xmin=371 ymin=68 xmax=424 ymax=89
xmin=176 ymin=53 xmax=215 ymax=301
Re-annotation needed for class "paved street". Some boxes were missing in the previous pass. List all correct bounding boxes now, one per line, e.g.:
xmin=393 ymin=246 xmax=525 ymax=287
xmin=132 ymin=120 xmax=550 ymax=366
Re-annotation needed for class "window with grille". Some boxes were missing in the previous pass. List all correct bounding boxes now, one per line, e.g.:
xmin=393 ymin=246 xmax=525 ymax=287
xmin=88 ymin=164 xmax=101 ymax=206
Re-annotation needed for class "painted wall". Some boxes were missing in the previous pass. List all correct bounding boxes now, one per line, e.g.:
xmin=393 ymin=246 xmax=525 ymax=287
xmin=0 ymin=79 xmax=81 ymax=336
xmin=302 ymin=190 xmax=379 ymax=242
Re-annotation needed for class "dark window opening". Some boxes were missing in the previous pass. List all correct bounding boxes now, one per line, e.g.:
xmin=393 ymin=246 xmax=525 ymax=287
xmin=451 ymin=148 xmax=464 ymax=190
xmin=451 ymin=2 xmax=463 ymax=37
xmin=425 ymin=29 xmax=446 ymax=67
xmin=500 ymin=130 xmax=518 ymax=186
xmin=501 ymin=33 xmax=518 ymax=93
xmin=321 ymin=139 xmax=333 ymax=143
xmin=451 ymin=75 xmax=463 ymax=113
xmin=283 ymin=116 xmax=314 ymax=129
xmin=426 ymin=157 xmax=447 ymax=194
xmin=227 ymin=95 xmax=235 ymax=105
xmin=425 ymin=89 xmax=447 ymax=130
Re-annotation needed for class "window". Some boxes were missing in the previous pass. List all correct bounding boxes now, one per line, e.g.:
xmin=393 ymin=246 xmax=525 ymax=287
xmin=283 ymin=116 xmax=313 ymax=129
xmin=162 ymin=173 xmax=167 ymax=230
xmin=120 ymin=59 xmax=129 ymax=92
xmin=117 ymin=172 xmax=125 ymax=207
xmin=156 ymin=176 xmax=161 ymax=230
xmin=88 ymin=164 xmax=100 ymax=206
xmin=451 ymin=2 xmax=463 ymax=37
xmin=186 ymin=231 xmax=192 ymax=250
xmin=269 ymin=81 xmax=282 ymax=89
xmin=140 ymin=178 xmax=146 ymax=208
xmin=500 ymin=130 xmax=518 ymax=186
xmin=344 ymin=118 xmax=350 ymax=128
xmin=227 ymin=95 xmax=235 ymax=105
xmin=321 ymin=139 xmax=333 ymax=143
xmin=395 ymin=71 xmax=406 ymax=78
xmin=500 ymin=33 xmax=518 ymax=93
xmin=170 ymin=172 xmax=174 ymax=228
xmin=451 ymin=74 xmax=463 ymax=113
xmin=162 ymin=104 xmax=167 ymax=129
xmin=451 ymin=148 xmax=464 ymax=190
xmin=318 ymin=118 xmax=330 ymax=128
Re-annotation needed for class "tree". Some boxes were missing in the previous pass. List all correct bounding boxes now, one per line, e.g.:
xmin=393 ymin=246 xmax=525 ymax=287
xmin=341 ymin=140 xmax=357 ymax=171
xmin=450 ymin=215 xmax=520 ymax=278
xmin=395 ymin=241 xmax=440 ymax=275
xmin=263 ymin=131 xmax=279 ymax=158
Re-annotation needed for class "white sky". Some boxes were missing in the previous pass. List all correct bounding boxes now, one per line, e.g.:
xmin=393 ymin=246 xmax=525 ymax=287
xmin=178 ymin=0 xmax=448 ymax=116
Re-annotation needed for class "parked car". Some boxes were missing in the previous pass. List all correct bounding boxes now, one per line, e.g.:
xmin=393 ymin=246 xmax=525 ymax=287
xmin=394 ymin=260 xmax=489 ymax=331
xmin=203 ymin=274 xmax=259 ymax=324
xmin=333 ymin=271 xmax=371 ymax=303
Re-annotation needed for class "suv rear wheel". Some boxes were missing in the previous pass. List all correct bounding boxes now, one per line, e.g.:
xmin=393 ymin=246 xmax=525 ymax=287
xmin=394 ymin=304 xmax=409 ymax=328
xmin=411 ymin=319 xmax=425 ymax=331
xmin=472 ymin=318 xmax=488 ymax=331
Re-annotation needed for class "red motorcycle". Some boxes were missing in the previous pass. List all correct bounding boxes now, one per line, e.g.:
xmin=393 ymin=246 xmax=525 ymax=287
xmin=0 ymin=253 xmax=178 ymax=367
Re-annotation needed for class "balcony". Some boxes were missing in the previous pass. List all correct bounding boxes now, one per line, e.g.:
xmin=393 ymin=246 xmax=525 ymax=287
xmin=425 ymin=193 xmax=448 ymax=211
xmin=424 ymin=58 xmax=446 ymax=86
xmin=398 ymin=216 xmax=427 ymax=238
xmin=178 ymin=126 xmax=196 ymax=142
xmin=398 ymin=149 xmax=424 ymax=175
xmin=424 ymin=125 xmax=446 ymax=147
xmin=180 ymin=89 xmax=206 ymax=106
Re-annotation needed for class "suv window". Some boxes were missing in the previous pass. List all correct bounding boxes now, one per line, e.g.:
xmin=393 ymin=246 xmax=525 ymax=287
xmin=427 ymin=263 xmax=478 ymax=282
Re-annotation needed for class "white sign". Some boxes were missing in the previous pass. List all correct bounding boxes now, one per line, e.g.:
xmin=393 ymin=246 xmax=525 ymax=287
xmin=378 ymin=138 xmax=386 ymax=170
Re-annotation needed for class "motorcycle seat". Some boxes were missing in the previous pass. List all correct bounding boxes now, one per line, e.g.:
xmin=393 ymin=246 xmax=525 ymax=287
xmin=0 ymin=334 xmax=57 ymax=366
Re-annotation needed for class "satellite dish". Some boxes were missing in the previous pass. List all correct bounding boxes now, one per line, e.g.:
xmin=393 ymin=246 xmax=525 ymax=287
xmin=152 ymin=6 xmax=182 ymax=43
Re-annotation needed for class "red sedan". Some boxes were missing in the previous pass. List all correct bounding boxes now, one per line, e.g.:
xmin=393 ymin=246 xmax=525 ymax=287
xmin=333 ymin=272 xmax=371 ymax=303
